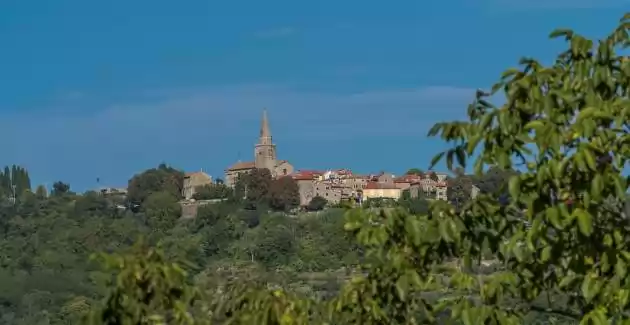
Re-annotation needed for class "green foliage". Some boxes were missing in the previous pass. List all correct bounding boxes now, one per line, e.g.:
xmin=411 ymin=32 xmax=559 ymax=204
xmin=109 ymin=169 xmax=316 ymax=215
xmin=405 ymin=168 xmax=424 ymax=176
xmin=85 ymin=240 xmax=200 ymax=325
xmin=127 ymin=164 xmax=184 ymax=207
xmin=192 ymin=183 xmax=232 ymax=200
xmin=52 ymin=181 xmax=71 ymax=196
xmin=237 ymin=169 xmax=300 ymax=212
xmin=143 ymin=191 xmax=181 ymax=232
xmin=398 ymin=194 xmax=430 ymax=215
xmin=243 ymin=168 xmax=273 ymax=205
xmin=268 ymin=176 xmax=300 ymax=212
xmin=306 ymin=195 xmax=327 ymax=211
xmin=363 ymin=197 xmax=397 ymax=208
xmin=0 ymin=165 xmax=31 ymax=197
xmin=424 ymin=13 xmax=630 ymax=323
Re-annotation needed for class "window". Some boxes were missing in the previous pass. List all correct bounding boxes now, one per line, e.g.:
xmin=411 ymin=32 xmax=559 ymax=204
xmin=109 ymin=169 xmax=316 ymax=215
xmin=283 ymin=168 xmax=287 ymax=175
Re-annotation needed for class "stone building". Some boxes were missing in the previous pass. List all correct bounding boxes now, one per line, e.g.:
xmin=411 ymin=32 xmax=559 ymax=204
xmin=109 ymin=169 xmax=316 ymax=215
xmin=182 ymin=170 xmax=213 ymax=200
xmin=393 ymin=174 xmax=424 ymax=190
xmin=291 ymin=169 xmax=362 ymax=206
xmin=362 ymin=181 xmax=403 ymax=200
xmin=409 ymin=174 xmax=448 ymax=201
xmin=225 ymin=109 xmax=294 ymax=187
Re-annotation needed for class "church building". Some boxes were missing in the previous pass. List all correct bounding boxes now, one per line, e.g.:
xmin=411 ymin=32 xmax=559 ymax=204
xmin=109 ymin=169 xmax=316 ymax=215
xmin=224 ymin=109 xmax=294 ymax=187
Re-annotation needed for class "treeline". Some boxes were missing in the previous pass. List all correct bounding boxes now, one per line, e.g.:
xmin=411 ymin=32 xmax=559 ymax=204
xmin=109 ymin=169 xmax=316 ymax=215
xmin=0 ymin=162 xmax=361 ymax=325
xmin=126 ymin=164 xmax=302 ymax=212
xmin=0 ymin=165 xmax=31 ymax=198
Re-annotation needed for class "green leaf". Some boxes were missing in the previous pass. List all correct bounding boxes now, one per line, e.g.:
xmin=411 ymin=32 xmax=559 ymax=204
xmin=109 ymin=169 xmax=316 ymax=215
xmin=546 ymin=207 xmax=562 ymax=229
xmin=508 ymin=176 xmax=521 ymax=200
xmin=429 ymin=152 xmax=446 ymax=170
xmin=581 ymin=274 xmax=600 ymax=302
xmin=549 ymin=28 xmax=574 ymax=39
xmin=541 ymin=246 xmax=552 ymax=262
xmin=575 ymin=208 xmax=593 ymax=236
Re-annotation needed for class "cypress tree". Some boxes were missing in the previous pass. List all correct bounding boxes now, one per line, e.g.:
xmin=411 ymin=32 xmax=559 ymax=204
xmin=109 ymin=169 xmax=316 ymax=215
xmin=23 ymin=169 xmax=31 ymax=191
xmin=3 ymin=166 xmax=10 ymax=192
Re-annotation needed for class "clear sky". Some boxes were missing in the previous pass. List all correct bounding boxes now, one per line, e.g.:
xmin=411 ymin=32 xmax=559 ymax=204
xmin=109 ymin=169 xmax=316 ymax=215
xmin=0 ymin=0 xmax=627 ymax=191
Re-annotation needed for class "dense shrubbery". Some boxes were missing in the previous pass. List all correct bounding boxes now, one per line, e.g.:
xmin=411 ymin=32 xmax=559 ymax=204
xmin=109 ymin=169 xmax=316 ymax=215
xmin=0 ymin=182 xmax=362 ymax=324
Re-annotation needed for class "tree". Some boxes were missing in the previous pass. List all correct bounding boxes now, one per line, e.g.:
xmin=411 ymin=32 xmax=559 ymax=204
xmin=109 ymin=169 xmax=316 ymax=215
xmin=423 ymin=15 xmax=630 ymax=323
xmin=446 ymin=174 xmax=473 ymax=209
xmin=268 ymin=176 xmax=300 ymax=212
xmin=307 ymin=196 xmax=328 ymax=211
xmin=34 ymin=185 xmax=47 ymax=199
xmin=0 ymin=165 xmax=31 ymax=198
xmin=51 ymin=181 xmax=70 ymax=196
xmin=127 ymin=164 xmax=184 ymax=207
xmin=143 ymin=191 xmax=181 ymax=232
xmin=405 ymin=168 xmax=423 ymax=176
xmin=85 ymin=240 xmax=199 ymax=325
xmin=473 ymin=166 xmax=517 ymax=195
xmin=243 ymin=168 xmax=272 ymax=207
xmin=192 ymin=183 xmax=231 ymax=200
xmin=398 ymin=191 xmax=430 ymax=215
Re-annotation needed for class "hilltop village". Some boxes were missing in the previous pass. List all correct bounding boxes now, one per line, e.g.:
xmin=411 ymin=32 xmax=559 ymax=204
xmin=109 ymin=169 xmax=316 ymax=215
xmin=181 ymin=109 xmax=458 ymax=208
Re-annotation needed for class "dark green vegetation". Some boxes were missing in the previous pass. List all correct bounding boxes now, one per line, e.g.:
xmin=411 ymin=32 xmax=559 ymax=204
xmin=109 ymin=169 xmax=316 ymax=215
xmin=0 ymin=166 xmax=355 ymax=324
xmin=0 ymin=159 xmax=506 ymax=325
xmin=4 ymin=13 xmax=630 ymax=325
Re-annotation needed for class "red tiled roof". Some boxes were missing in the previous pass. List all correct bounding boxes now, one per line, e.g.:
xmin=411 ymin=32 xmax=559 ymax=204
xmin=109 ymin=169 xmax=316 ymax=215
xmin=290 ymin=170 xmax=323 ymax=181
xmin=227 ymin=161 xmax=255 ymax=171
xmin=394 ymin=174 xmax=423 ymax=183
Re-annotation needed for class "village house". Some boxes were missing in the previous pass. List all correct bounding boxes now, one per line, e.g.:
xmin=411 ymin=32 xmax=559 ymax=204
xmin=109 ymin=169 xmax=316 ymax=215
xmin=182 ymin=170 xmax=213 ymax=200
xmin=222 ymin=110 xmax=454 ymax=206
xmin=393 ymin=174 xmax=424 ymax=190
xmin=362 ymin=181 xmax=402 ymax=200
xmin=408 ymin=173 xmax=449 ymax=201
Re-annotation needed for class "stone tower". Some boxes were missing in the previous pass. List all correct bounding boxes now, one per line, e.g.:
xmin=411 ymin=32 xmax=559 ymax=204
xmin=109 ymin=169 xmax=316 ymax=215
xmin=254 ymin=109 xmax=277 ymax=174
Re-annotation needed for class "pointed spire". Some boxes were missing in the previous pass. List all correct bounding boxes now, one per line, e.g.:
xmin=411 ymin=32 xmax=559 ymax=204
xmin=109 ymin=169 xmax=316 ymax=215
xmin=260 ymin=108 xmax=271 ymax=139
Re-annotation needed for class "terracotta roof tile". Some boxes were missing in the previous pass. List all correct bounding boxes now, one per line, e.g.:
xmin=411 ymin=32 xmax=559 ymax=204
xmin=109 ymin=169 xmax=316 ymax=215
xmin=394 ymin=174 xmax=422 ymax=183
xmin=227 ymin=161 xmax=255 ymax=171
xmin=290 ymin=170 xmax=323 ymax=181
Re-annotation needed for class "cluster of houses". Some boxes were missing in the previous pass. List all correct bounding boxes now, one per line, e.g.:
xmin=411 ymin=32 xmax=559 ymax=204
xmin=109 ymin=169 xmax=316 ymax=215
xmin=98 ymin=110 xmax=455 ymax=211
xmin=181 ymin=110 xmax=452 ymax=207
xmin=183 ymin=167 xmax=449 ymax=207
xmin=289 ymin=169 xmax=448 ymax=205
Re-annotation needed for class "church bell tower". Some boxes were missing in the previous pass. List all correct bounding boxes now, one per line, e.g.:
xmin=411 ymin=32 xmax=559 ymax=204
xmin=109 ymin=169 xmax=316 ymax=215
xmin=254 ymin=109 xmax=277 ymax=174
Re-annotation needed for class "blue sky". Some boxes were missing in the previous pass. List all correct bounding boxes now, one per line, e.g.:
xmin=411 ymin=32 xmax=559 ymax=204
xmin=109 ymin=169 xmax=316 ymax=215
xmin=0 ymin=0 xmax=627 ymax=191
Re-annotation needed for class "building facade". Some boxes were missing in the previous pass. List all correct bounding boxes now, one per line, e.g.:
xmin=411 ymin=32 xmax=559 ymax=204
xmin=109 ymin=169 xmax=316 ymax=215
xmin=225 ymin=109 xmax=294 ymax=187
xmin=182 ymin=170 xmax=213 ymax=200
